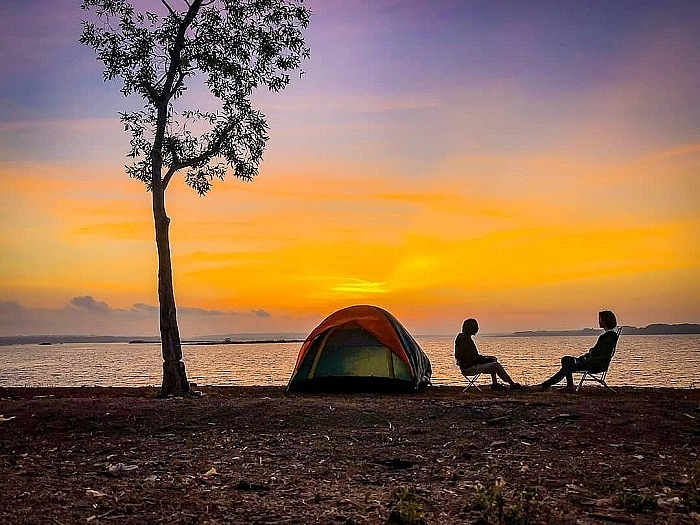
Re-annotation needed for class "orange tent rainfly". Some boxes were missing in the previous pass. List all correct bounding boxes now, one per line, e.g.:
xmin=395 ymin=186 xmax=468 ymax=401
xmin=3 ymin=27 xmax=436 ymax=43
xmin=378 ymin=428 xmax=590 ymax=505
xmin=286 ymin=305 xmax=432 ymax=393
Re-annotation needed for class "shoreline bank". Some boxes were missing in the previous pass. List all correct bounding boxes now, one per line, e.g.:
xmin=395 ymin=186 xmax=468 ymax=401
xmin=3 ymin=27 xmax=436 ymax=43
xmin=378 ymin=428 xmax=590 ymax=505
xmin=1 ymin=384 xmax=698 ymax=399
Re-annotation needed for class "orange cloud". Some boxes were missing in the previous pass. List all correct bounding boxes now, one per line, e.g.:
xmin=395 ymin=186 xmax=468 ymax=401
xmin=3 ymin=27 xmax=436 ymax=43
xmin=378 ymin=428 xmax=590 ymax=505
xmin=641 ymin=142 xmax=700 ymax=162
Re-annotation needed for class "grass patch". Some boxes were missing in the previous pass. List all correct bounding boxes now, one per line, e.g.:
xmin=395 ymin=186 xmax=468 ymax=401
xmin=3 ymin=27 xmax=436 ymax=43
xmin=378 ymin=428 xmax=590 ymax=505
xmin=615 ymin=489 xmax=658 ymax=513
xmin=387 ymin=487 xmax=426 ymax=525
xmin=468 ymin=477 xmax=537 ymax=525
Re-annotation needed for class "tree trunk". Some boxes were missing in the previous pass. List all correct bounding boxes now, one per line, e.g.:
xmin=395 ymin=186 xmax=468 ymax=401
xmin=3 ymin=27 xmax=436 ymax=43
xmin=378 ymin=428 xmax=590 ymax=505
xmin=153 ymin=186 xmax=190 ymax=396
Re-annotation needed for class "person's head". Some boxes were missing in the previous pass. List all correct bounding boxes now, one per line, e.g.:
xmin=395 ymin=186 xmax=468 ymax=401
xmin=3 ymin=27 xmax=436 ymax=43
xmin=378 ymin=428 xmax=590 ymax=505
xmin=462 ymin=318 xmax=479 ymax=335
xmin=598 ymin=310 xmax=617 ymax=330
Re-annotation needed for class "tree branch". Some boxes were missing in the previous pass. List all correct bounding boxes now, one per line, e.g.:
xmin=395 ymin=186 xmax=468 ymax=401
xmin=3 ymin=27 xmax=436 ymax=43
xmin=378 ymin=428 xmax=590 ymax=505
xmin=162 ymin=165 xmax=179 ymax=190
xmin=162 ymin=137 xmax=182 ymax=190
xmin=160 ymin=0 xmax=201 ymax=104
xmin=160 ymin=0 xmax=180 ymax=21
xmin=178 ymin=124 xmax=233 ymax=171
xmin=152 ymin=0 xmax=202 ymax=190
xmin=170 ymin=71 xmax=187 ymax=99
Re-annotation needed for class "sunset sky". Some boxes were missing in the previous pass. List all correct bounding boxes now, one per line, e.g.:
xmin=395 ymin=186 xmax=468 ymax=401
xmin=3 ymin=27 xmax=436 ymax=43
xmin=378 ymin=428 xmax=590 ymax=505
xmin=1 ymin=0 xmax=699 ymax=337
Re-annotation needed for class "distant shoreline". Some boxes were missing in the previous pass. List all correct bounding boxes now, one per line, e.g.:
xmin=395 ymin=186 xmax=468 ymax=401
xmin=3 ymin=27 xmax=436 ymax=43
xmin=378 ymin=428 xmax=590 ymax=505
xmin=1 ymin=323 xmax=698 ymax=345
xmin=0 ymin=336 xmax=306 ymax=346
xmin=502 ymin=323 xmax=700 ymax=337
xmin=181 ymin=339 xmax=305 ymax=346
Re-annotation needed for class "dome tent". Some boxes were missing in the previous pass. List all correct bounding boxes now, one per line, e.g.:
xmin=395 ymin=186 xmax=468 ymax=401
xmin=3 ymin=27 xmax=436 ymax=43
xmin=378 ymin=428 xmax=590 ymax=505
xmin=287 ymin=305 xmax=432 ymax=393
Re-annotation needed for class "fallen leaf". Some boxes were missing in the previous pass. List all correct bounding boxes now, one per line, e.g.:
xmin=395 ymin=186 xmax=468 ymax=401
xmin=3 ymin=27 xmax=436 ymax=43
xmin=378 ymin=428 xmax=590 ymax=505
xmin=108 ymin=463 xmax=138 ymax=473
xmin=552 ymin=413 xmax=579 ymax=420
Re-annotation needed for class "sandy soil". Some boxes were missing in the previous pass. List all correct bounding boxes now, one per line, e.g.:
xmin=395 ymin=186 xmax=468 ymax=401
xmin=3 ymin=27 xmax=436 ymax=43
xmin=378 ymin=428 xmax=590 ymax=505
xmin=1 ymin=385 xmax=699 ymax=524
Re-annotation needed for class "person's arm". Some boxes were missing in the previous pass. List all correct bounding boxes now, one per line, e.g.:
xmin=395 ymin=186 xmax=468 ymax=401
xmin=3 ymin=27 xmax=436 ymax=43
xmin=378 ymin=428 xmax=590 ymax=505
xmin=580 ymin=333 xmax=605 ymax=360
xmin=591 ymin=331 xmax=616 ymax=357
xmin=582 ymin=331 xmax=617 ymax=367
xmin=470 ymin=338 xmax=496 ymax=364
xmin=456 ymin=336 xmax=492 ymax=367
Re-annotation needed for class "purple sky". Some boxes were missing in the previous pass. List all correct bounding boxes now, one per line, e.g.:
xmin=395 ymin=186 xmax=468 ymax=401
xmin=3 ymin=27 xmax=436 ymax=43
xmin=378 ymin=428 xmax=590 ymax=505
xmin=1 ymin=0 xmax=699 ymax=336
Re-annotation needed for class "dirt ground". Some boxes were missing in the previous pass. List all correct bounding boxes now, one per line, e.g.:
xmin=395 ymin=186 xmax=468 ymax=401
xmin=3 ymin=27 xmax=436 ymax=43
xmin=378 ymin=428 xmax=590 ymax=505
xmin=1 ymin=385 xmax=699 ymax=524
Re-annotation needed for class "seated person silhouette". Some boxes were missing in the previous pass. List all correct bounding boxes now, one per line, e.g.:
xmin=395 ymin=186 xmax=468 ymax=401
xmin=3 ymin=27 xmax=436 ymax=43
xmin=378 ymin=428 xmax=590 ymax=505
xmin=538 ymin=310 xmax=619 ymax=391
xmin=455 ymin=318 xmax=523 ymax=390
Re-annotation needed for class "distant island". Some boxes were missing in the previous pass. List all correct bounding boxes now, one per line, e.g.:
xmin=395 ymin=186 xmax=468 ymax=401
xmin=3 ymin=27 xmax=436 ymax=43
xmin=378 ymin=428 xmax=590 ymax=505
xmin=506 ymin=323 xmax=700 ymax=337
xmin=0 ymin=333 xmax=307 ymax=346
xmin=0 ymin=335 xmax=157 ymax=346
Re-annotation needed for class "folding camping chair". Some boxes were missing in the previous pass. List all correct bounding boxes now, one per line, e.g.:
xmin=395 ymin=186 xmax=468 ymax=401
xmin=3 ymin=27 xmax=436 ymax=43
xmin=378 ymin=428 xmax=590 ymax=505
xmin=575 ymin=327 xmax=622 ymax=393
xmin=461 ymin=372 xmax=483 ymax=392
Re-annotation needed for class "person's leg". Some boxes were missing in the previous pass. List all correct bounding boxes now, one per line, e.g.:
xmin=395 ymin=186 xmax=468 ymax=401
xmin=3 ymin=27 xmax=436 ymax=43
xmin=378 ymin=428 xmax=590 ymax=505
xmin=462 ymin=362 xmax=502 ymax=387
xmin=473 ymin=362 xmax=501 ymax=385
xmin=563 ymin=356 xmax=589 ymax=387
xmin=541 ymin=368 xmax=566 ymax=389
xmin=481 ymin=362 xmax=519 ymax=387
xmin=559 ymin=357 xmax=573 ymax=387
xmin=542 ymin=356 xmax=584 ymax=389
xmin=494 ymin=363 xmax=516 ymax=385
xmin=564 ymin=371 xmax=575 ymax=388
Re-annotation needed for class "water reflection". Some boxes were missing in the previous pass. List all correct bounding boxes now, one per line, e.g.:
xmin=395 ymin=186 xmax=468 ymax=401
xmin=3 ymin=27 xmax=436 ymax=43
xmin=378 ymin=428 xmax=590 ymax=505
xmin=0 ymin=335 xmax=697 ymax=388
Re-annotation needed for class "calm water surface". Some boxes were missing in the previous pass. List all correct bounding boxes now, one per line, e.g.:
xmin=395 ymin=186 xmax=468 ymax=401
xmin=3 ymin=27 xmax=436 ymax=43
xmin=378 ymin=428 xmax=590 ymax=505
xmin=0 ymin=335 xmax=698 ymax=388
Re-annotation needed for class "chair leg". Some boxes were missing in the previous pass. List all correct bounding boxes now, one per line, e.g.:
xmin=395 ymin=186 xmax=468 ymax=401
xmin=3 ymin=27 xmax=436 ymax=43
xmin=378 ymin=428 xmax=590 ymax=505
xmin=601 ymin=381 xmax=617 ymax=394
xmin=462 ymin=382 xmax=482 ymax=392
xmin=462 ymin=374 xmax=482 ymax=392
xmin=576 ymin=373 xmax=617 ymax=394
xmin=575 ymin=373 xmax=587 ymax=393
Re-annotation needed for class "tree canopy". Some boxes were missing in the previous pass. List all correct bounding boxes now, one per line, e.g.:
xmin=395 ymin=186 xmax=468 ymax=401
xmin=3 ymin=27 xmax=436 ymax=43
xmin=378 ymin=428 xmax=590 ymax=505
xmin=80 ymin=0 xmax=310 ymax=193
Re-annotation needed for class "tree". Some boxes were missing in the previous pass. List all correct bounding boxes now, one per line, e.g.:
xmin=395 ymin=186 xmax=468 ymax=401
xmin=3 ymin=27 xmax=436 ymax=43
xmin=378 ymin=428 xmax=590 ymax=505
xmin=80 ymin=0 xmax=310 ymax=396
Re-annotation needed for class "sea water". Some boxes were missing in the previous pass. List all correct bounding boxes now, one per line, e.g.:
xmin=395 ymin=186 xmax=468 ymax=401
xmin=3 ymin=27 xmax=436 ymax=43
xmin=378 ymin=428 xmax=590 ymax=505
xmin=0 ymin=335 xmax=698 ymax=389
